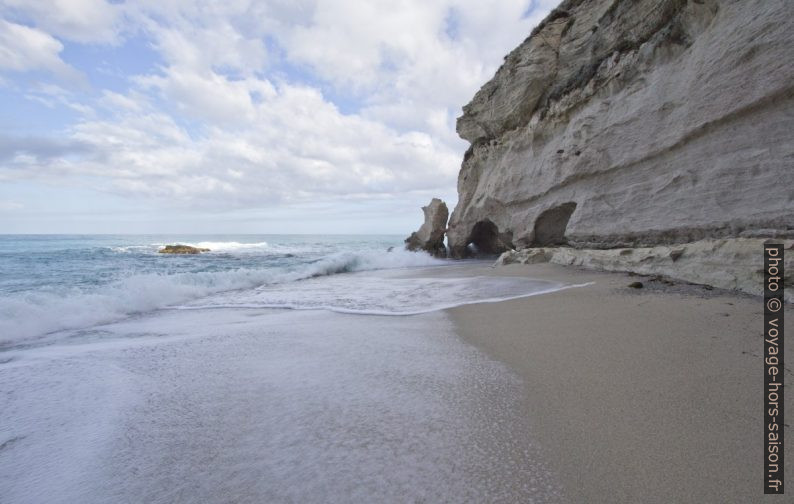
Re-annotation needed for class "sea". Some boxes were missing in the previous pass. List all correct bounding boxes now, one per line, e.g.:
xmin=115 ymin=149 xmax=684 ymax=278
xmin=0 ymin=235 xmax=566 ymax=503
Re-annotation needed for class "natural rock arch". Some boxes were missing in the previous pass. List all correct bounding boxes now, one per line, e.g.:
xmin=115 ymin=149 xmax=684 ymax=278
xmin=467 ymin=219 xmax=511 ymax=255
xmin=531 ymin=202 xmax=577 ymax=246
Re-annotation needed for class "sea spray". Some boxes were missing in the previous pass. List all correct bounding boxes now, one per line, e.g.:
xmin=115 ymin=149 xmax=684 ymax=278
xmin=0 ymin=235 xmax=580 ymax=349
xmin=0 ymin=241 xmax=444 ymax=346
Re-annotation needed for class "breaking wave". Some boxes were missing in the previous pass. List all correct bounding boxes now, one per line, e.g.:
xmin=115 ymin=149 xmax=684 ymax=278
xmin=183 ymin=241 xmax=270 ymax=252
xmin=110 ymin=241 xmax=271 ymax=254
xmin=0 ymin=249 xmax=444 ymax=347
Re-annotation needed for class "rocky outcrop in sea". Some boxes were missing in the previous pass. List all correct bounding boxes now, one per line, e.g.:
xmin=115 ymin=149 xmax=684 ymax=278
xmin=159 ymin=245 xmax=210 ymax=254
xmin=405 ymin=198 xmax=449 ymax=257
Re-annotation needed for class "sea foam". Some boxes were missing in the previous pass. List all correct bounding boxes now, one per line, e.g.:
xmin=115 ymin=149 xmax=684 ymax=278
xmin=0 ymin=249 xmax=444 ymax=347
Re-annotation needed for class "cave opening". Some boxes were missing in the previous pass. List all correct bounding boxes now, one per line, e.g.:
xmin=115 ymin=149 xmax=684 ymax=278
xmin=531 ymin=202 xmax=577 ymax=246
xmin=467 ymin=220 xmax=509 ymax=256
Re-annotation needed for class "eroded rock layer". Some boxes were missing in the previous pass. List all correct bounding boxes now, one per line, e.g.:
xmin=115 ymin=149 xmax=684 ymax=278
xmin=494 ymin=239 xmax=794 ymax=302
xmin=448 ymin=0 xmax=794 ymax=257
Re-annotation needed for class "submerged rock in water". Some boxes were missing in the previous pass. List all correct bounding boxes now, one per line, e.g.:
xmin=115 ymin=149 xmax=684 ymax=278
xmin=159 ymin=244 xmax=210 ymax=254
xmin=405 ymin=198 xmax=449 ymax=258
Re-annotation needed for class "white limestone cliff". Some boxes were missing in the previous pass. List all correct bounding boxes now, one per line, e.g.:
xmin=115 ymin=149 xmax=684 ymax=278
xmin=447 ymin=0 xmax=794 ymax=258
xmin=495 ymin=239 xmax=794 ymax=302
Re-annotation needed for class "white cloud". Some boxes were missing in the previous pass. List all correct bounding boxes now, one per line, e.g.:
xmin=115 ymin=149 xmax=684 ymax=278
xmin=151 ymin=24 xmax=269 ymax=75
xmin=0 ymin=20 xmax=82 ymax=80
xmin=0 ymin=199 xmax=23 ymax=210
xmin=23 ymin=83 xmax=94 ymax=115
xmin=99 ymin=90 xmax=143 ymax=112
xmin=0 ymin=0 xmax=557 ymax=216
xmin=12 ymin=80 xmax=460 ymax=207
xmin=276 ymin=1 xmax=547 ymax=103
xmin=1 ymin=0 xmax=121 ymax=44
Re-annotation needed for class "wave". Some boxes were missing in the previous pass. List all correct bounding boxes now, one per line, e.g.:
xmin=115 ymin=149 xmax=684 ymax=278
xmin=178 ymin=282 xmax=589 ymax=317
xmin=110 ymin=241 xmax=271 ymax=254
xmin=110 ymin=245 xmax=157 ymax=253
xmin=184 ymin=241 xmax=270 ymax=252
xmin=0 ymin=249 xmax=444 ymax=347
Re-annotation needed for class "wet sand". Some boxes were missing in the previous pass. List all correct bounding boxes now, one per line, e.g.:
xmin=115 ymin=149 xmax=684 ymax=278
xmin=3 ymin=260 xmax=791 ymax=503
xmin=448 ymin=262 xmax=792 ymax=503
xmin=0 ymin=303 xmax=562 ymax=503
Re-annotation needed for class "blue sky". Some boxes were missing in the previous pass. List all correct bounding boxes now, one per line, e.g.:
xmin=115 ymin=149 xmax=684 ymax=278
xmin=0 ymin=0 xmax=556 ymax=234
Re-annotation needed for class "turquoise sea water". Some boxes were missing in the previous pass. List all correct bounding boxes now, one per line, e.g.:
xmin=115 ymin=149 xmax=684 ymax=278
xmin=0 ymin=234 xmax=405 ymax=294
xmin=0 ymin=234 xmax=436 ymax=345
xmin=0 ymin=234 xmax=569 ymax=349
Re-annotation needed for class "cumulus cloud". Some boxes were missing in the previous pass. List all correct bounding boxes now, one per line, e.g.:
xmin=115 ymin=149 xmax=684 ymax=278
xmin=0 ymin=20 xmax=82 ymax=81
xmin=0 ymin=0 xmax=556 ymax=213
xmin=7 ymin=82 xmax=460 ymax=207
xmin=1 ymin=0 xmax=121 ymax=44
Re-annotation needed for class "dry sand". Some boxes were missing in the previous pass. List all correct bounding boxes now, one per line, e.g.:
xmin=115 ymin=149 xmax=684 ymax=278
xmin=446 ymin=262 xmax=792 ymax=503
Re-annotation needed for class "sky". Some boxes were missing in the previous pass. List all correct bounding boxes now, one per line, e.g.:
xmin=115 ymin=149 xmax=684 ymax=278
xmin=0 ymin=0 xmax=556 ymax=234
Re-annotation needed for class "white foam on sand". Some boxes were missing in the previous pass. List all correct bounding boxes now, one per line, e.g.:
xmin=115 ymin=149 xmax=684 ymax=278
xmin=0 ymin=307 xmax=563 ymax=503
xmin=178 ymin=270 xmax=576 ymax=315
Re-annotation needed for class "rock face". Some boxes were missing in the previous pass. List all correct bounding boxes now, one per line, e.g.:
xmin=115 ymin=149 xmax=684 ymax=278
xmin=447 ymin=0 xmax=794 ymax=257
xmin=159 ymin=244 xmax=210 ymax=254
xmin=493 ymin=247 xmax=554 ymax=265
xmin=494 ymin=238 xmax=794 ymax=302
xmin=405 ymin=198 xmax=449 ymax=257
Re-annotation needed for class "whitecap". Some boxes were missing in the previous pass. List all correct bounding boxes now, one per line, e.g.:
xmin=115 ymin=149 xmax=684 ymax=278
xmin=0 ymin=249 xmax=445 ymax=347
xmin=182 ymin=241 xmax=270 ymax=252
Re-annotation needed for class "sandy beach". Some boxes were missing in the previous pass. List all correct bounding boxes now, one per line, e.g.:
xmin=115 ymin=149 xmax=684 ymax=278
xmin=1 ymin=263 xmax=568 ymax=504
xmin=448 ymin=262 xmax=792 ymax=503
xmin=1 ymin=254 xmax=791 ymax=503
xmin=1 ymin=0 xmax=791 ymax=500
